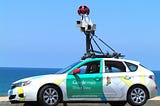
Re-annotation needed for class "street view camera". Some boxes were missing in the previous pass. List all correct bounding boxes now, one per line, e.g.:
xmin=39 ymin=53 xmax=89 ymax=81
xmin=76 ymin=5 xmax=96 ymax=34
xmin=76 ymin=5 xmax=124 ymax=60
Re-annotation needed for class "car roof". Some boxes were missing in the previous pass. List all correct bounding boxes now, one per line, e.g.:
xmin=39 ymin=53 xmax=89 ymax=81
xmin=84 ymin=58 xmax=140 ymax=65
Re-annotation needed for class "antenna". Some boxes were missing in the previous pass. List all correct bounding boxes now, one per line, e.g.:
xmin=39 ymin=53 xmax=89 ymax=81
xmin=76 ymin=5 xmax=124 ymax=60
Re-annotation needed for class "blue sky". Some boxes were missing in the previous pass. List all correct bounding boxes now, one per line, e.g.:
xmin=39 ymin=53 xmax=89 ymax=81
xmin=0 ymin=0 xmax=160 ymax=70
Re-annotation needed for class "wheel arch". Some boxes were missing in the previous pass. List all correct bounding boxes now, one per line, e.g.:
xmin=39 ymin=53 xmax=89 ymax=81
xmin=127 ymin=84 xmax=150 ymax=99
xmin=37 ymin=83 xmax=63 ymax=102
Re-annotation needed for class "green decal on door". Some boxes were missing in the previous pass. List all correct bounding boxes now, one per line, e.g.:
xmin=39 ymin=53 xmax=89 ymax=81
xmin=67 ymin=74 xmax=103 ymax=98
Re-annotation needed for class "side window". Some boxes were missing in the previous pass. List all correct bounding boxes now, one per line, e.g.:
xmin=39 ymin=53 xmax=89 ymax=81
xmin=78 ymin=61 xmax=100 ymax=74
xmin=125 ymin=62 xmax=138 ymax=72
xmin=105 ymin=61 xmax=126 ymax=73
xmin=79 ymin=65 xmax=87 ymax=74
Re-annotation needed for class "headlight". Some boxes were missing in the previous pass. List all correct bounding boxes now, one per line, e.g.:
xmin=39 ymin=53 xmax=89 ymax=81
xmin=11 ymin=80 xmax=31 ymax=89
xmin=22 ymin=80 xmax=31 ymax=86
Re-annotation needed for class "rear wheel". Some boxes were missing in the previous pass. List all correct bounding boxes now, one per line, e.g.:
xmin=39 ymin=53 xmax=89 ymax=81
xmin=127 ymin=85 xmax=148 ymax=106
xmin=38 ymin=85 xmax=61 ymax=106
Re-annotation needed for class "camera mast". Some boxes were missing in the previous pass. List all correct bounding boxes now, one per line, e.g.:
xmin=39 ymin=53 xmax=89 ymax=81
xmin=76 ymin=5 xmax=124 ymax=60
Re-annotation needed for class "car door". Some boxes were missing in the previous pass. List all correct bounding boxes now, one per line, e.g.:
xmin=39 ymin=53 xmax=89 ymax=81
xmin=103 ymin=60 xmax=129 ymax=98
xmin=66 ymin=60 xmax=103 ymax=98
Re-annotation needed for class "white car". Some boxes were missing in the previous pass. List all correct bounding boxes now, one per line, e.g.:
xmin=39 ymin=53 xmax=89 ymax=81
xmin=8 ymin=58 xmax=158 ymax=106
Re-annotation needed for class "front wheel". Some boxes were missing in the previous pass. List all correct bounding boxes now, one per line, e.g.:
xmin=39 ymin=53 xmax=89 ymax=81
xmin=38 ymin=85 xmax=61 ymax=106
xmin=127 ymin=86 xmax=148 ymax=106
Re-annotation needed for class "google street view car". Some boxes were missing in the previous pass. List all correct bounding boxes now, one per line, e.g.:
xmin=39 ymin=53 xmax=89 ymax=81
xmin=8 ymin=5 xmax=157 ymax=106
xmin=8 ymin=58 xmax=158 ymax=106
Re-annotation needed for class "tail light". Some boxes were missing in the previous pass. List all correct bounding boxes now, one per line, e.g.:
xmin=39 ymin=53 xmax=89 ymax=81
xmin=155 ymin=85 xmax=158 ymax=90
xmin=149 ymin=75 xmax=158 ymax=90
xmin=149 ymin=75 xmax=155 ymax=80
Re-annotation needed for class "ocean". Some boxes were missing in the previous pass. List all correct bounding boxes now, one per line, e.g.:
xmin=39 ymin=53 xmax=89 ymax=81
xmin=0 ymin=67 xmax=159 ymax=96
xmin=0 ymin=67 xmax=61 ymax=96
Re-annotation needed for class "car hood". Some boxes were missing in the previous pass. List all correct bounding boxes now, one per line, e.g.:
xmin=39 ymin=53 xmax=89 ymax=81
xmin=13 ymin=74 xmax=66 ymax=84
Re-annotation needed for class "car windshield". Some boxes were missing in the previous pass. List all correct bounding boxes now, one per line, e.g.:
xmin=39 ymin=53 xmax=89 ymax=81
xmin=56 ymin=61 xmax=81 ymax=74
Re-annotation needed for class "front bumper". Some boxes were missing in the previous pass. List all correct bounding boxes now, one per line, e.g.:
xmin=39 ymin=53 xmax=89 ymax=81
xmin=8 ymin=87 xmax=25 ymax=103
xmin=8 ymin=84 xmax=38 ymax=103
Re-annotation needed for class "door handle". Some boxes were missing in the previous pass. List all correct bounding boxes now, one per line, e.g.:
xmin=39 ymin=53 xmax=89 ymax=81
xmin=94 ymin=77 xmax=101 ymax=81
xmin=124 ymin=76 xmax=131 ymax=80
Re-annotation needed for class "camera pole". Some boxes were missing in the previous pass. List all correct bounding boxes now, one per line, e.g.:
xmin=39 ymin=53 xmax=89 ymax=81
xmin=76 ymin=5 xmax=124 ymax=59
xmin=77 ymin=6 xmax=96 ymax=59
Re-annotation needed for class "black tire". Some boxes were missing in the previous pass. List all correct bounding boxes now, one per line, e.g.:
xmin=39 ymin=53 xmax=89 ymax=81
xmin=127 ymin=85 xmax=148 ymax=106
xmin=63 ymin=102 xmax=67 ymax=106
xmin=109 ymin=101 xmax=127 ymax=106
xmin=38 ymin=85 xmax=61 ymax=106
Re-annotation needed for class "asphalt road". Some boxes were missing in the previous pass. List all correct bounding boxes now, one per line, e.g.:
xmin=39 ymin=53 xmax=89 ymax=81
xmin=0 ymin=100 xmax=160 ymax=106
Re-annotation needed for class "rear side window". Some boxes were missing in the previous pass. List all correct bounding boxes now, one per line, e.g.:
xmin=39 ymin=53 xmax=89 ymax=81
xmin=125 ymin=62 xmax=138 ymax=72
xmin=105 ymin=61 xmax=126 ymax=73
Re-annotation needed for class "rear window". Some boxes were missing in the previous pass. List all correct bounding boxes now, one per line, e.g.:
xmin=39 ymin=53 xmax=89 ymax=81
xmin=125 ymin=62 xmax=138 ymax=72
xmin=140 ymin=64 xmax=148 ymax=69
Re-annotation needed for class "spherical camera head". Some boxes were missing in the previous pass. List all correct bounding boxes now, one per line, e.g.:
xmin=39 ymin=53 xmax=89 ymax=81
xmin=78 ymin=5 xmax=90 ymax=16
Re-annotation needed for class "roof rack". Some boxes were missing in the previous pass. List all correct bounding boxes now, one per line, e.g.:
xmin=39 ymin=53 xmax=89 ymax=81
xmin=76 ymin=5 xmax=124 ymax=60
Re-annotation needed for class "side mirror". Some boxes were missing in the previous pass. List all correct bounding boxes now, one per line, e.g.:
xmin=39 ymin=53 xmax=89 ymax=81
xmin=73 ymin=68 xmax=80 ymax=74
